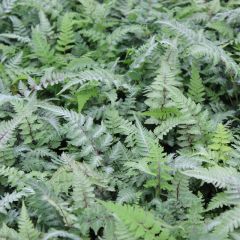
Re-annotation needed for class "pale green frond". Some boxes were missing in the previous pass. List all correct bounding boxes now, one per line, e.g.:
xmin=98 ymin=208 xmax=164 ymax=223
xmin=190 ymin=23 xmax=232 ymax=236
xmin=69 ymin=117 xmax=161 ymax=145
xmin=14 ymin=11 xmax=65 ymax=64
xmin=18 ymin=202 xmax=40 ymax=240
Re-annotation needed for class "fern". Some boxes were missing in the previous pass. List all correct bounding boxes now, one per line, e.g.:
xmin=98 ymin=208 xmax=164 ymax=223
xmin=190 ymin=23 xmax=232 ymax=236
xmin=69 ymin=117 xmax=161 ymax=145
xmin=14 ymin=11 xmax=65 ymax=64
xmin=0 ymin=0 xmax=17 ymax=14
xmin=39 ymin=104 xmax=113 ymax=166
xmin=102 ymin=202 xmax=175 ymax=240
xmin=0 ymin=190 xmax=27 ymax=214
xmin=107 ymin=25 xmax=143 ymax=46
xmin=0 ymin=202 xmax=40 ymax=240
xmin=37 ymin=10 xmax=53 ymax=37
xmin=9 ymin=16 xmax=28 ymax=36
xmin=130 ymin=36 xmax=158 ymax=70
xmin=0 ymin=117 xmax=22 ymax=148
xmin=154 ymin=116 xmax=185 ymax=140
xmin=1 ymin=1 xmax=240 ymax=239
xmin=183 ymin=166 xmax=240 ymax=188
xmin=18 ymin=202 xmax=40 ymax=240
xmin=0 ymin=223 xmax=19 ymax=239
xmin=114 ymin=220 xmax=137 ymax=240
xmin=187 ymin=64 xmax=205 ymax=103
xmin=213 ymin=8 xmax=240 ymax=24
xmin=126 ymin=136 xmax=173 ymax=195
xmin=145 ymin=60 xmax=180 ymax=109
xmin=160 ymin=19 xmax=239 ymax=76
xmin=141 ymin=107 xmax=180 ymax=120
xmin=58 ymin=69 xmax=125 ymax=94
xmin=104 ymin=109 xmax=135 ymax=139
xmin=206 ymin=191 xmax=240 ymax=211
xmin=72 ymin=166 xmax=95 ymax=209
xmin=56 ymin=13 xmax=75 ymax=53
xmin=31 ymin=29 xmax=55 ymax=65
xmin=209 ymin=124 xmax=233 ymax=162
xmin=116 ymin=187 xmax=140 ymax=204
xmin=209 ymin=206 xmax=240 ymax=237
xmin=0 ymin=33 xmax=30 ymax=43
xmin=0 ymin=165 xmax=48 ymax=190
xmin=5 ymin=51 xmax=23 ymax=69
xmin=207 ymin=21 xmax=234 ymax=39
xmin=75 ymin=82 xmax=98 ymax=112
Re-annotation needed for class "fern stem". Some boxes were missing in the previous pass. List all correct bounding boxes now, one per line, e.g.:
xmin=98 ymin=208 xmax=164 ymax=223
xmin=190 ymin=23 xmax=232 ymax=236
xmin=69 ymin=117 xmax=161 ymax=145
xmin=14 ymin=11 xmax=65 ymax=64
xmin=26 ymin=118 xmax=36 ymax=145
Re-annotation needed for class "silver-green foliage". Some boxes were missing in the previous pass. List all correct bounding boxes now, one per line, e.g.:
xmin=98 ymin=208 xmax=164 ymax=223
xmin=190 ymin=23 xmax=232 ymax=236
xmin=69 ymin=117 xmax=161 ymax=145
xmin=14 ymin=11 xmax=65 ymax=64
xmin=0 ymin=0 xmax=240 ymax=239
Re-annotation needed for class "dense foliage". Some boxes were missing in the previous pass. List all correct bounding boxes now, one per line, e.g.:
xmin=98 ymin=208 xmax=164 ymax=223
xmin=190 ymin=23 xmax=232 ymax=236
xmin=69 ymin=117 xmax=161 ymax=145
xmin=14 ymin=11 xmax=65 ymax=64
xmin=1 ymin=0 xmax=240 ymax=239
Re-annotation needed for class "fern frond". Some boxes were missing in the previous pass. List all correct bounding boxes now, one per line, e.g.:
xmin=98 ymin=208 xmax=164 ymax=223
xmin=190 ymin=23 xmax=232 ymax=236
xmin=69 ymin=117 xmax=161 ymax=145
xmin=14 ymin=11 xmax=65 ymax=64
xmin=159 ymin=19 xmax=198 ymax=43
xmin=75 ymin=82 xmax=98 ymax=112
xmin=0 ymin=33 xmax=30 ymax=43
xmin=210 ymin=205 xmax=240 ymax=237
xmin=18 ymin=202 xmax=40 ymax=240
xmin=0 ymin=99 xmax=37 ymax=148
xmin=0 ymin=118 xmax=22 ymax=148
xmin=0 ymin=223 xmax=19 ymax=240
xmin=9 ymin=16 xmax=28 ymax=36
xmin=38 ymin=104 xmax=80 ymax=122
xmin=133 ymin=116 xmax=151 ymax=157
xmin=104 ymin=109 xmax=135 ymax=138
xmin=0 ymin=191 xmax=26 ymax=214
xmin=209 ymin=124 xmax=233 ymax=162
xmin=72 ymin=167 xmax=95 ymax=209
xmin=213 ymin=8 xmax=240 ymax=24
xmin=116 ymin=188 xmax=140 ymax=204
xmin=170 ymin=173 xmax=197 ymax=208
xmin=58 ymin=69 xmax=123 ymax=94
xmin=173 ymin=155 xmax=204 ymax=170
xmin=141 ymin=107 xmax=180 ymax=120
xmin=5 ymin=51 xmax=23 ymax=69
xmin=206 ymin=191 xmax=240 ymax=211
xmin=160 ymin=19 xmax=239 ymax=76
xmin=31 ymin=29 xmax=55 ymax=65
xmin=154 ymin=117 xmax=184 ymax=140
xmin=1 ymin=0 xmax=17 ymax=14
xmin=56 ymin=13 xmax=75 ymax=53
xmin=102 ymin=202 xmax=175 ymax=240
xmin=40 ymin=104 xmax=112 ymax=166
xmin=107 ymin=25 xmax=143 ymax=45
xmin=39 ymin=68 xmax=66 ymax=89
xmin=187 ymin=64 xmax=205 ymax=103
xmin=80 ymin=29 xmax=105 ymax=43
xmin=183 ymin=166 xmax=240 ymax=188
xmin=67 ymin=56 xmax=97 ymax=71
xmin=114 ymin=220 xmax=137 ymax=240
xmin=38 ymin=10 xmax=53 ymax=37
xmin=145 ymin=60 xmax=180 ymax=109
xmin=130 ymin=36 xmax=158 ymax=69
xmin=207 ymin=21 xmax=234 ymax=39
xmin=49 ymin=166 xmax=73 ymax=194
xmin=0 ymin=165 xmax=47 ymax=189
